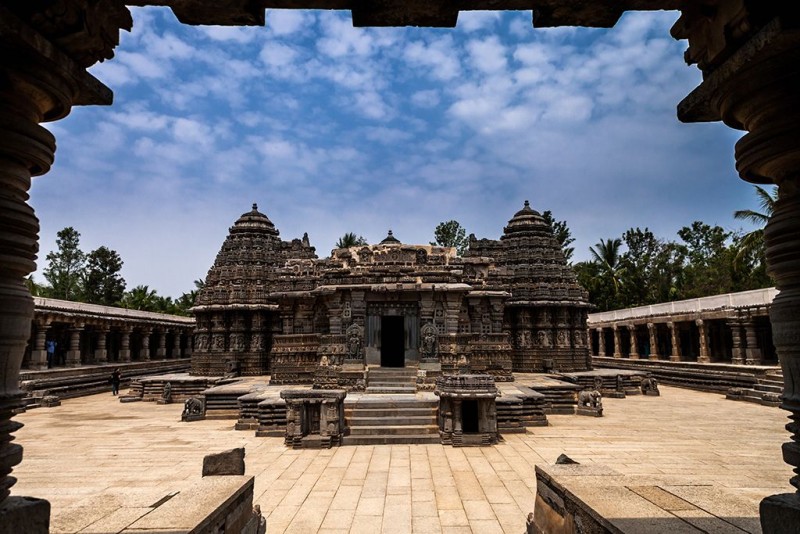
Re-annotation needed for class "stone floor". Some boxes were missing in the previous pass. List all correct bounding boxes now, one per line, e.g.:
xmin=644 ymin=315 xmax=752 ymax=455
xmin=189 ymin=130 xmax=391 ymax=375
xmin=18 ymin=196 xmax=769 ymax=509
xmin=12 ymin=385 xmax=791 ymax=533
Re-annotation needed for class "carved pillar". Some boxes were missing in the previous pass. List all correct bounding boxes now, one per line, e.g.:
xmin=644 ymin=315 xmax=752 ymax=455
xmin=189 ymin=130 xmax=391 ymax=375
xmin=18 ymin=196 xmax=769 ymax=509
xmin=586 ymin=328 xmax=592 ymax=356
xmin=744 ymin=321 xmax=763 ymax=365
xmin=172 ymin=331 xmax=181 ymax=358
xmin=729 ymin=319 xmax=746 ymax=365
xmin=696 ymin=320 xmax=710 ymax=363
xmin=596 ymin=328 xmax=606 ymax=357
xmin=30 ymin=321 xmax=50 ymax=370
xmin=668 ymin=322 xmax=681 ymax=362
xmin=156 ymin=329 xmax=167 ymax=359
xmin=673 ymin=9 xmax=800 ymax=523
xmin=119 ymin=327 xmax=132 ymax=362
xmin=139 ymin=329 xmax=151 ymax=361
xmin=612 ymin=326 xmax=621 ymax=358
xmin=94 ymin=327 xmax=108 ymax=364
xmin=647 ymin=323 xmax=660 ymax=361
xmin=628 ymin=325 xmax=639 ymax=359
xmin=453 ymin=399 xmax=462 ymax=434
xmin=66 ymin=324 xmax=83 ymax=367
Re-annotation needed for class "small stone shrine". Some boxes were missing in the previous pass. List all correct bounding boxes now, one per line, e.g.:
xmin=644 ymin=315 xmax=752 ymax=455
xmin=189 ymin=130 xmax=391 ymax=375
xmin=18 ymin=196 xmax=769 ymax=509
xmin=435 ymin=374 xmax=499 ymax=446
xmin=191 ymin=201 xmax=591 ymax=386
xmin=640 ymin=377 xmax=660 ymax=396
xmin=280 ymin=389 xmax=347 ymax=449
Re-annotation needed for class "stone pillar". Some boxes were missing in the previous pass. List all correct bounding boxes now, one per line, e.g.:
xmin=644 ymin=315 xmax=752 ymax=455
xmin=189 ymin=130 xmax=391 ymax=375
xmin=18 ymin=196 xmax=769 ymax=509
xmin=672 ymin=10 xmax=800 ymax=524
xmin=668 ymin=322 xmax=681 ymax=362
xmin=647 ymin=323 xmax=660 ymax=361
xmin=172 ymin=331 xmax=181 ymax=358
xmin=119 ymin=328 xmax=132 ymax=362
xmin=744 ymin=321 xmax=763 ymax=365
xmin=94 ymin=327 xmax=108 ymax=364
xmin=156 ymin=329 xmax=167 ymax=359
xmin=596 ymin=328 xmax=606 ymax=357
xmin=612 ymin=326 xmax=622 ymax=358
xmin=184 ymin=329 xmax=193 ymax=358
xmin=453 ymin=399 xmax=462 ymax=434
xmin=586 ymin=328 xmax=592 ymax=356
xmin=30 ymin=322 xmax=50 ymax=370
xmin=729 ymin=319 xmax=746 ymax=365
xmin=628 ymin=325 xmax=639 ymax=359
xmin=140 ymin=329 xmax=151 ymax=361
xmin=66 ymin=324 xmax=83 ymax=367
xmin=696 ymin=320 xmax=710 ymax=363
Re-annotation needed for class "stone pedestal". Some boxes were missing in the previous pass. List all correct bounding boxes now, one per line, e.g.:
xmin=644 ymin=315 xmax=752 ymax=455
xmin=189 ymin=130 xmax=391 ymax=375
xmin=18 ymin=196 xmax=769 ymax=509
xmin=280 ymin=389 xmax=347 ymax=449
xmin=0 ymin=496 xmax=50 ymax=534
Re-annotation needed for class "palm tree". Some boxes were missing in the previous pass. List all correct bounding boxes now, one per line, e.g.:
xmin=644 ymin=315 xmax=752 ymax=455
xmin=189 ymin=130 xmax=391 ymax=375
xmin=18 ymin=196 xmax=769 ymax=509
xmin=733 ymin=185 xmax=777 ymax=270
xmin=589 ymin=238 xmax=624 ymax=294
xmin=335 ymin=232 xmax=367 ymax=248
xmin=121 ymin=285 xmax=159 ymax=311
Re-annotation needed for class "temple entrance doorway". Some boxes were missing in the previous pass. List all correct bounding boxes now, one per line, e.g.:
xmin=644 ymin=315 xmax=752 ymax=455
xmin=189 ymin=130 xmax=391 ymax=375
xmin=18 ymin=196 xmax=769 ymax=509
xmin=380 ymin=316 xmax=405 ymax=367
xmin=462 ymin=400 xmax=479 ymax=433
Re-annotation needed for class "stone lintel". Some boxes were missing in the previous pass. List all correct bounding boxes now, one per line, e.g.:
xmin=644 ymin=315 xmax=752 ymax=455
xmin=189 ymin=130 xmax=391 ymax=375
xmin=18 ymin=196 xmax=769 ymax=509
xmin=280 ymin=388 xmax=346 ymax=401
xmin=127 ymin=0 xmax=681 ymax=28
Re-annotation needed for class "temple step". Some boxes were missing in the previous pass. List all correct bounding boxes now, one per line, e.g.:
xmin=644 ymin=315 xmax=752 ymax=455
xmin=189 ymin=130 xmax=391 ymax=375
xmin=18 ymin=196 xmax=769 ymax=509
xmin=345 ymin=407 xmax=436 ymax=418
xmin=365 ymin=386 xmax=417 ymax=394
xmin=342 ymin=434 xmax=442 ymax=445
xmin=348 ymin=415 xmax=436 ymax=426
xmin=348 ymin=424 xmax=439 ymax=436
xmin=754 ymin=383 xmax=783 ymax=394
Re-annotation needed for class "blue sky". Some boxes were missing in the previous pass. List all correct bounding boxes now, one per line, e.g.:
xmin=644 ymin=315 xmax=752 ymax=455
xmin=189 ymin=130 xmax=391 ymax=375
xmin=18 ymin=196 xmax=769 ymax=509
xmin=34 ymin=8 xmax=758 ymax=298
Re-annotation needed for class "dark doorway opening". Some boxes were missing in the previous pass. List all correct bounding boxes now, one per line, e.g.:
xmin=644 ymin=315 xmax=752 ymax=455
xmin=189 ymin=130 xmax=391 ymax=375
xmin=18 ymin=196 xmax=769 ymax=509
xmin=380 ymin=316 xmax=404 ymax=367
xmin=462 ymin=400 xmax=479 ymax=433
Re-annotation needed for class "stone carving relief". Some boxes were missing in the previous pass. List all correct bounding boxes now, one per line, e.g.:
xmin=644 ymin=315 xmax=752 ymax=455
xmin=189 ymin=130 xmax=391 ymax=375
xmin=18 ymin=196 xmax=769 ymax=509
xmin=346 ymin=323 xmax=363 ymax=361
xmin=420 ymin=323 xmax=438 ymax=360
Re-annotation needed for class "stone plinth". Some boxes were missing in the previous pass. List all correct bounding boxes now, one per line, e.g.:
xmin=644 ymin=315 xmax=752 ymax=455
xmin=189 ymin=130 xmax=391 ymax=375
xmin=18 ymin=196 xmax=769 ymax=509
xmin=280 ymin=389 xmax=347 ymax=449
xmin=435 ymin=374 xmax=498 ymax=446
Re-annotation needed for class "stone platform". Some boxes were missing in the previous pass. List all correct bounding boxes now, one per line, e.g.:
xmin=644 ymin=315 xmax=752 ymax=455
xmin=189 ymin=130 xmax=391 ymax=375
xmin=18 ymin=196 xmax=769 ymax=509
xmin=12 ymin=385 xmax=789 ymax=533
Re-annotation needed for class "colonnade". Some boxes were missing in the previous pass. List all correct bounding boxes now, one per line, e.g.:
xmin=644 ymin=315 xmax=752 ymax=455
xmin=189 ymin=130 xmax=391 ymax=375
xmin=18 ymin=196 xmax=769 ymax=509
xmin=588 ymin=290 xmax=777 ymax=366
xmin=25 ymin=297 xmax=195 ymax=370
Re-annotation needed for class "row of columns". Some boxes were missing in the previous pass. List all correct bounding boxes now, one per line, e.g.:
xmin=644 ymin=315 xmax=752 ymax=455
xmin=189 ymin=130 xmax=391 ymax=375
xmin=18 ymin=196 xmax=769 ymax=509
xmin=592 ymin=317 xmax=769 ymax=365
xmin=27 ymin=322 xmax=193 ymax=370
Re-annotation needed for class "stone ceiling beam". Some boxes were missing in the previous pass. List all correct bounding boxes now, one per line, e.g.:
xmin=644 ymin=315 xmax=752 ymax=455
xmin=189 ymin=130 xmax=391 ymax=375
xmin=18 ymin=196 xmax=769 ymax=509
xmin=124 ymin=0 xmax=681 ymax=28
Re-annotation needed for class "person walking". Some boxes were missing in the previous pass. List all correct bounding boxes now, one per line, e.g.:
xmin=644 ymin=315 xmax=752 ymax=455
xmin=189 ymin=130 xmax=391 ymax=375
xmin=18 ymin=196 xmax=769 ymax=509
xmin=46 ymin=339 xmax=56 ymax=368
xmin=110 ymin=368 xmax=122 ymax=396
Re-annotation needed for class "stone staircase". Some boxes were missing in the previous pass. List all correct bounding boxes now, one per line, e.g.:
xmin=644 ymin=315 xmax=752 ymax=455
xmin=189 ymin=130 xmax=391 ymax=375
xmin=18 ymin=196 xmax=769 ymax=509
xmin=727 ymin=369 xmax=783 ymax=407
xmin=365 ymin=367 xmax=418 ymax=394
xmin=343 ymin=395 xmax=441 ymax=445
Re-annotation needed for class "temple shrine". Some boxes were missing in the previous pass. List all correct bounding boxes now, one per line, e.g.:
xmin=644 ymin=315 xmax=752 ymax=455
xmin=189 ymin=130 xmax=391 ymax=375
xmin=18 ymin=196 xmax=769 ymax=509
xmin=190 ymin=201 xmax=592 ymax=387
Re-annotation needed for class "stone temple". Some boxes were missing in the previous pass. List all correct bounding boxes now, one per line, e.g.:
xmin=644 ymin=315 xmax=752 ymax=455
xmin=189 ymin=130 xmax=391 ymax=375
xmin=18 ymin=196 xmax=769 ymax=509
xmin=190 ymin=200 xmax=591 ymax=387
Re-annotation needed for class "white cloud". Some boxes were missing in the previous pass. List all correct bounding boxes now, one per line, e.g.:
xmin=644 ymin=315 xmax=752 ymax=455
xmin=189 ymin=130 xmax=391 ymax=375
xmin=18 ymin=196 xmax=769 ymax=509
xmin=199 ymin=26 xmax=259 ymax=44
xmin=117 ymin=51 xmax=167 ymax=79
xmin=267 ymin=9 xmax=311 ymax=36
xmin=260 ymin=42 xmax=300 ymax=69
xmin=458 ymin=11 xmax=502 ymax=33
xmin=411 ymin=89 xmax=441 ymax=108
xmin=466 ymin=36 xmax=508 ymax=74
xmin=403 ymin=36 xmax=461 ymax=80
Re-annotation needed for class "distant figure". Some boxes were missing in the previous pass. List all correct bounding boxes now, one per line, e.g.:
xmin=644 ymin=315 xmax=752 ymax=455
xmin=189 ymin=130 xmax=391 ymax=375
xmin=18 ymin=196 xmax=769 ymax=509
xmin=46 ymin=340 xmax=56 ymax=368
xmin=110 ymin=368 xmax=122 ymax=396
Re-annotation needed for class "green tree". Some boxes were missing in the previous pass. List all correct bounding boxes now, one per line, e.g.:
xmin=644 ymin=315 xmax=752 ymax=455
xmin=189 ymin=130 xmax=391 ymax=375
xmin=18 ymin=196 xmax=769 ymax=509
xmin=81 ymin=246 xmax=126 ymax=305
xmin=25 ymin=275 xmax=44 ymax=297
xmin=174 ymin=290 xmax=198 ymax=316
xmin=542 ymin=210 xmax=575 ymax=262
xmin=589 ymin=238 xmax=624 ymax=295
xmin=431 ymin=220 xmax=469 ymax=255
xmin=335 ymin=232 xmax=368 ymax=248
xmin=677 ymin=221 xmax=734 ymax=298
xmin=43 ymin=227 xmax=86 ymax=301
xmin=121 ymin=285 xmax=159 ymax=311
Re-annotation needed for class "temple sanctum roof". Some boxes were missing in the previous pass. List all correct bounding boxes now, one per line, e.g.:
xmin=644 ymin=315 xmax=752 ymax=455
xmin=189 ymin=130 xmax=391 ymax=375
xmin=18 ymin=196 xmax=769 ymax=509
xmin=195 ymin=201 xmax=590 ymax=309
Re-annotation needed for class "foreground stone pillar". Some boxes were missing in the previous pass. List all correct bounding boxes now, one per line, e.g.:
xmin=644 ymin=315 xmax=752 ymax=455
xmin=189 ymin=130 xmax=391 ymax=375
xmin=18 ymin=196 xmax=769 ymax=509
xmin=627 ymin=325 xmax=639 ymax=359
xmin=668 ymin=322 xmax=681 ymax=362
xmin=94 ymin=327 xmax=108 ymax=364
xmin=29 ymin=322 xmax=49 ymax=370
xmin=612 ymin=326 xmax=621 ymax=358
xmin=66 ymin=325 xmax=83 ymax=367
xmin=744 ymin=321 xmax=763 ymax=365
xmin=673 ymin=7 xmax=800 ymax=528
xmin=647 ymin=323 xmax=659 ymax=361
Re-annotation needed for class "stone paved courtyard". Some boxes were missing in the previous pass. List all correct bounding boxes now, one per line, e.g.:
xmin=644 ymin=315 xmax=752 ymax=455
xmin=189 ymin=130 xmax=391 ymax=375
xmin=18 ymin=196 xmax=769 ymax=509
xmin=13 ymin=386 xmax=790 ymax=533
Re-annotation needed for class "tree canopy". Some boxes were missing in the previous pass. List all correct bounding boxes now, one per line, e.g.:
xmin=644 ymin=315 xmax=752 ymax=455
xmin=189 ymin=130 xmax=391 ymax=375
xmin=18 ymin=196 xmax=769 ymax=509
xmin=431 ymin=220 xmax=469 ymax=255
xmin=43 ymin=227 xmax=86 ymax=301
